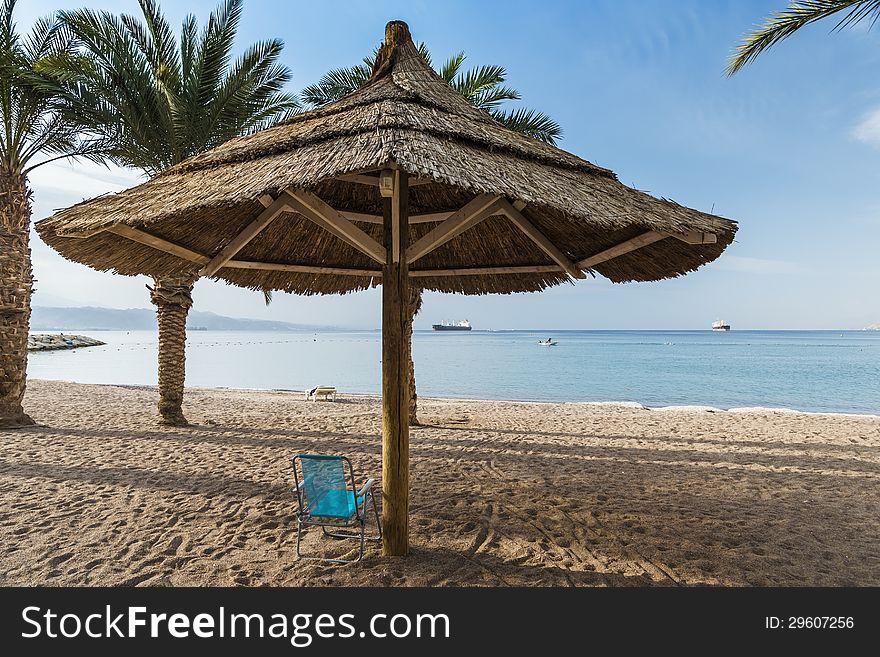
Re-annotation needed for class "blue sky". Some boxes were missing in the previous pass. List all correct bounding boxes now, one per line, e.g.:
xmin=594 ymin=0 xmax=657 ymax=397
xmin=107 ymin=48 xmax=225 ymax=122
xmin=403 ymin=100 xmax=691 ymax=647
xmin=20 ymin=0 xmax=880 ymax=329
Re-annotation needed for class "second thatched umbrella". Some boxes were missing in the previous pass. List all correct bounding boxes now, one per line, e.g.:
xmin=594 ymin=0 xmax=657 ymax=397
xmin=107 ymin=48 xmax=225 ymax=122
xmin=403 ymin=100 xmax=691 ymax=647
xmin=37 ymin=21 xmax=737 ymax=556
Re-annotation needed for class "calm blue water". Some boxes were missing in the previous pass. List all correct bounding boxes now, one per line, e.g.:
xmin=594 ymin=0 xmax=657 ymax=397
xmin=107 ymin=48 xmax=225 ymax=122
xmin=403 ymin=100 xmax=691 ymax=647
xmin=26 ymin=330 xmax=880 ymax=415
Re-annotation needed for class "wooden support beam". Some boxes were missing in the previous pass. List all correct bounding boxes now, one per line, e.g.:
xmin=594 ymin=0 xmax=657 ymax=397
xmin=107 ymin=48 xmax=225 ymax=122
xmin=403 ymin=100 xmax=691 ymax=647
xmin=338 ymin=173 xmax=433 ymax=188
xmin=200 ymin=194 xmax=290 ymax=277
xmin=282 ymin=189 xmax=386 ymax=264
xmin=406 ymin=194 xmax=501 ymax=264
xmin=666 ymin=230 xmax=717 ymax=245
xmin=496 ymin=199 xmax=585 ymax=280
xmin=391 ymin=170 xmax=403 ymax=262
xmin=382 ymin=169 xmax=410 ymax=556
xmin=410 ymin=265 xmax=563 ymax=277
xmin=108 ymin=223 xmax=381 ymax=277
xmin=340 ymin=211 xmax=383 ymax=224
xmin=576 ymin=231 xmax=666 ymax=269
xmin=409 ymin=211 xmax=454 ymax=224
xmin=338 ymin=173 xmax=384 ymax=187
xmin=224 ymin=260 xmax=379 ymax=276
xmin=107 ymin=225 xmax=209 ymax=265
xmin=340 ymin=210 xmax=454 ymax=225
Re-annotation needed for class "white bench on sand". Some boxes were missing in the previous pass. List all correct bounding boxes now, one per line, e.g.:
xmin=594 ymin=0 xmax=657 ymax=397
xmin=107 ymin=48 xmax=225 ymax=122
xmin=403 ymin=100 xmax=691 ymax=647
xmin=306 ymin=386 xmax=337 ymax=402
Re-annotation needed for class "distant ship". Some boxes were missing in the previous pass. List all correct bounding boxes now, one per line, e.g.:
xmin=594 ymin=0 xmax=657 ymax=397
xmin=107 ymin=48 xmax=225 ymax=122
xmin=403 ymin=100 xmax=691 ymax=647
xmin=712 ymin=319 xmax=731 ymax=332
xmin=432 ymin=319 xmax=472 ymax=331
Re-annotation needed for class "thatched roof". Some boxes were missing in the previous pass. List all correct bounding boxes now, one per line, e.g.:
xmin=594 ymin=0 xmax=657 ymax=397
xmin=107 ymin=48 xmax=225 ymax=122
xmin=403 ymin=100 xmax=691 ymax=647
xmin=37 ymin=20 xmax=737 ymax=296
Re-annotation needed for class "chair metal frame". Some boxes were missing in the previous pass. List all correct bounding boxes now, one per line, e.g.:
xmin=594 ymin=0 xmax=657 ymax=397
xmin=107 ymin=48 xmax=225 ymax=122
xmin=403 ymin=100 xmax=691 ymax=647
xmin=292 ymin=454 xmax=382 ymax=564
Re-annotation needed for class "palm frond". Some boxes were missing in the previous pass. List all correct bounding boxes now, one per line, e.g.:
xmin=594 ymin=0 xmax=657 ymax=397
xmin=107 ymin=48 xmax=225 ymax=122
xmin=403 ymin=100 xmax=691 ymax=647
xmin=727 ymin=0 xmax=880 ymax=74
xmin=451 ymin=64 xmax=507 ymax=101
xmin=300 ymin=41 xmax=436 ymax=109
xmin=22 ymin=133 xmax=111 ymax=174
xmin=415 ymin=42 xmax=431 ymax=68
xmin=211 ymin=38 xmax=299 ymax=140
xmin=301 ymin=64 xmax=370 ymax=107
xmin=0 ymin=0 xmax=97 ymax=175
xmin=0 ymin=0 xmax=16 ymax=52
xmin=438 ymin=51 xmax=465 ymax=83
xmin=179 ymin=14 xmax=197 ymax=85
xmin=138 ymin=0 xmax=178 ymax=75
xmin=190 ymin=0 xmax=241 ymax=122
xmin=60 ymin=7 xmax=180 ymax=171
xmin=301 ymin=38 xmax=562 ymax=144
xmin=51 ymin=0 xmax=295 ymax=174
xmin=22 ymin=14 xmax=70 ymax=61
xmin=470 ymin=84 xmax=520 ymax=112
xmin=491 ymin=107 xmax=562 ymax=145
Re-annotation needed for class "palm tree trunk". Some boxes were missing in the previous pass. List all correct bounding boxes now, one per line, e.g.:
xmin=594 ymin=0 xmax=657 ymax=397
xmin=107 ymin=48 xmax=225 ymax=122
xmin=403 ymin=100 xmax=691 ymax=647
xmin=149 ymin=276 xmax=195 ymax=426
xmin=0 ymin=172 xmax=35 ymax=428
xmin=405 ymin=287 xmax=422 ymax=426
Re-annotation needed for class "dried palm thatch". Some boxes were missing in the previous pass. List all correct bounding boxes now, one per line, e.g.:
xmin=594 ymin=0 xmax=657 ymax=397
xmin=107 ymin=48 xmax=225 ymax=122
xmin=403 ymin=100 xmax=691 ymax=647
xmin=37 ymin=22 xmax=736 ymax=295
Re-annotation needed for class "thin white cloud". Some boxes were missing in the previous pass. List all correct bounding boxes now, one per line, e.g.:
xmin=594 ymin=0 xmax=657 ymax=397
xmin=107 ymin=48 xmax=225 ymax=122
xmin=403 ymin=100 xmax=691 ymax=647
xmin=28 ymin=160 xmax=143 ymax=201
xmin=852 ymin=107 xmax=880 ymax=147
xmin=715 ymin=255 xmax=804 ymax=275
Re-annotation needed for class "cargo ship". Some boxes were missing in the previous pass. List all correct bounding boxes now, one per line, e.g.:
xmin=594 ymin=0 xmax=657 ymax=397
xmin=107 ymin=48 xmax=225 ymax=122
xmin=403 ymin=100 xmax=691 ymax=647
xmin=712 ymin=319 xmax=731 ymax=331
xmin=432 ymin=320 xmax=472 ymax=331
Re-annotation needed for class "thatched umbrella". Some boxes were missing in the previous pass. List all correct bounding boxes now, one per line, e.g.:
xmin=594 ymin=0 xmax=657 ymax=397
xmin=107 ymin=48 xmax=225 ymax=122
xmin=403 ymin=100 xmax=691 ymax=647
xmin=37 ymin=21 xmax=736 ymax=556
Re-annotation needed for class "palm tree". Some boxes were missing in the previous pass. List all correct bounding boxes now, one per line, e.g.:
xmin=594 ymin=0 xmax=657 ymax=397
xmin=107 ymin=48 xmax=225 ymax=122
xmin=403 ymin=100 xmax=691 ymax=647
xmin=57 ymin=0 xmax=298 ymax=425
xmin=302 ymin=46 xmax=562 ymax=144
xmin=0 ymin=0 xmax=104 ymax=427
xmin=304 ymin=45 xmax=562 ymax=425
xmin=727 ymin=0 xmax=880 ymax=74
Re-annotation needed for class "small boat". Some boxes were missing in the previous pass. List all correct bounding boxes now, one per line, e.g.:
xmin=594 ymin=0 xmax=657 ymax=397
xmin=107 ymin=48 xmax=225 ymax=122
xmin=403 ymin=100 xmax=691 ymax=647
xmin=712 ymin=319 xmax=731 ymax=332
xmin=538 ymin=339 xmax=558 ymax=346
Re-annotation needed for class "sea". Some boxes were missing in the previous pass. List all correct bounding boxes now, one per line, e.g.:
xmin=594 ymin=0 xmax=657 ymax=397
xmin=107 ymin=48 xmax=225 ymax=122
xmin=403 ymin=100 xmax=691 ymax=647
xmin=26 ymin=329 xmax=880 ymax=416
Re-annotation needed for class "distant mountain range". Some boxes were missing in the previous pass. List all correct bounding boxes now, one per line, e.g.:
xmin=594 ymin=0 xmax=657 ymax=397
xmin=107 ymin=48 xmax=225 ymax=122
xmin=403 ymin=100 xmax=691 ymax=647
xmin=30 ymin=306 xmax=329 ymax=332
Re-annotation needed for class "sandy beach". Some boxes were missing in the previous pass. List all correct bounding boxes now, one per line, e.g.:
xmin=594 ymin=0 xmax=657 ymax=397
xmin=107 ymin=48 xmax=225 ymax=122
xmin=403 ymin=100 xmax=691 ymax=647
xmin=1 ymin=379 xmax=878 ymax=586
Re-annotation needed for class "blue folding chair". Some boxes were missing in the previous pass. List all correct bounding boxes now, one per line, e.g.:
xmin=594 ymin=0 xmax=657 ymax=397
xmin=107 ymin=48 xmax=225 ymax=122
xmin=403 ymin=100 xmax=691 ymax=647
xmin=292 ymin=454 xmax=382 ymax=564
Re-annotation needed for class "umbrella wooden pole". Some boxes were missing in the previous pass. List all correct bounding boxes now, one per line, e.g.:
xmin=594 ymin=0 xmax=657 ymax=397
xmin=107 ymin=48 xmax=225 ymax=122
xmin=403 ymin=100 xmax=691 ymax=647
xmin=381 ymin=169 xmax=410 ymax=556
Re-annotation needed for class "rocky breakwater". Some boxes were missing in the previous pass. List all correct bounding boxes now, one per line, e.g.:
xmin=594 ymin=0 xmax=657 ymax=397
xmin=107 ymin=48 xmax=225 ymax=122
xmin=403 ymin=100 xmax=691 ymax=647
xmin=28 ymin=334 xmax=105 ymax=352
